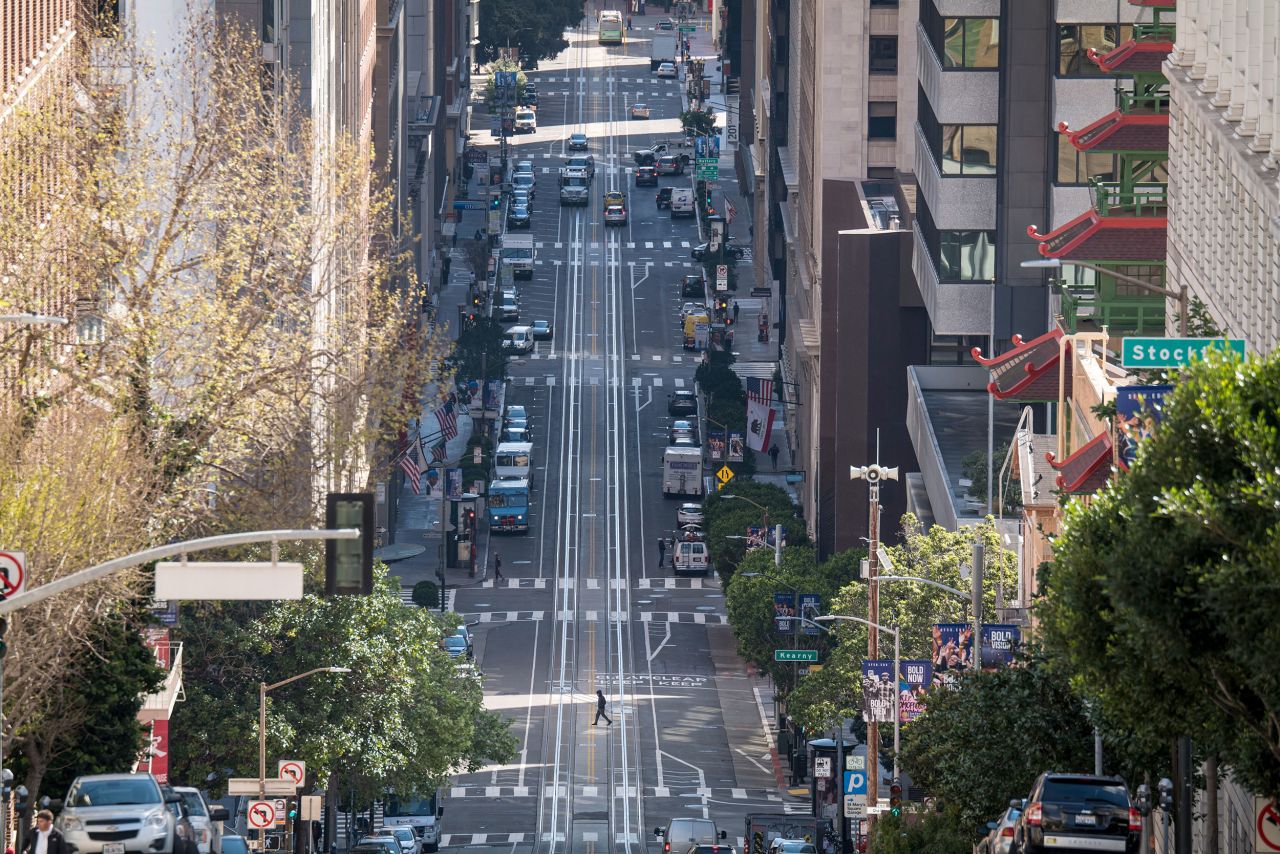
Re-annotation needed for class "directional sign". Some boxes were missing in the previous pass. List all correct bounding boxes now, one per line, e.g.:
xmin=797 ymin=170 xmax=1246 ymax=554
xmin=716 ymin=465 xmax=734 ymax=484
xmin=774 ymin=649 xmax=818 ymax=663
xmin=0 ymin=551 xmax=25 ymax=599
xmin=227 ymin=779 xmax=298 ymax=797
xmin=1121 ymin=337 xmax=1246 ymax=369
xmin=678 ymin=25 xmax=696 ymax=33
xmin=278 ymin=760 xmax=306 ymax=786
xmin=1257 ymin=798 xmax=1280 ymax=852
xmin=453 ymin=200 xmax=486 ymax=211
xmin=247 ymin=800 xmax=277 ymax=830
xmin=696 ymin=158 xmax=719 ymax=180
xmin=844 ymin=796 xmax=866 ymax=819
xmin=844 ymin=770 xmax=867 ymax=797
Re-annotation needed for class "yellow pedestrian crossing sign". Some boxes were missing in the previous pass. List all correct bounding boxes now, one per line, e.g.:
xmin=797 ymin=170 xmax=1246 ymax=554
xmin=717 ymin=465 xmax=735 ymax=484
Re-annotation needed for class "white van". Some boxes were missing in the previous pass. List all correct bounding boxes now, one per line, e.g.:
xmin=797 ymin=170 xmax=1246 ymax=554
xmin=503 ymin=325 xmax=534 ymax=352
xmin=495 ymin=441 xmax=533 ymax=480
xmin=672 ymin=540 xmax=709 ymax=574
xmin=670 ymin=187 xmax=695 ymax=217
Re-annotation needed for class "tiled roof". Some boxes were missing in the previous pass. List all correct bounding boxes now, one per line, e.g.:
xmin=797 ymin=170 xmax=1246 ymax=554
xmin=1028 ymin=210 xmax=1167 ymax=261
xmin=1088 ymin=39 xmax=1173 ymax=74
xmin=1058 ymin=112 xmax=1169 ymax=153
xmin=1046 ymin=432 xmax=1126 ymax=494
xmin=971 ymin=329 xmax=1071 ymax=402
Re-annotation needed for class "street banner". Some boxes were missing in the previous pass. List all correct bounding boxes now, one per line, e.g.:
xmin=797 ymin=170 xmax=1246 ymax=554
xmin=445 ymin=467 xmax=463 ymax=501
xmin=745 ymin=398 xmax=774 ymax=452
xmin=1114 ymin=384 xmax=1172 ymax=468
xmin=930 ymin=623 xmax=974 ymax=688
xmin=799 ymin=593 xmax=821 ymax=635
xmin=773 ymin=592 xmax=796 ymax=633
xmin=860 ymin=661 xmax=897 ymax=723
xmin=746 ymin=526 xmax=767 ymax=549
xmin=483 ymin=379 xmax=503 ymax=412
xmin=728 ymin=431 xmax=745 ymax=461
xmin=706 ymin=429 xmax=726 ymax=460
xmin=424 ymin=467 xmax=441 ymax=499
xmin=899 ymin=660 xmax=932 ymax=722
xmin=979 ymin=624 xmax=1022 ymax=669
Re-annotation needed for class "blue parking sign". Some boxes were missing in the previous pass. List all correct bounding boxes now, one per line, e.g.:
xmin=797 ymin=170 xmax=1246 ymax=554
xmin=844 ymin=770 xmax=867 ymax=796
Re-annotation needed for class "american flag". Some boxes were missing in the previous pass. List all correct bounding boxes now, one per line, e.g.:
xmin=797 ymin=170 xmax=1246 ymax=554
xmin=746 ymin=377 xmax=773 ymax=404
xmin=399 ymin=440 xmax=422 ymax=495
xmin=430 ymin=441 xmax=448 ymax=463
xmin=434 ymin=400 xmax=459 ymax=441
xmin=724 ymin=195 xmax=737 ymax=225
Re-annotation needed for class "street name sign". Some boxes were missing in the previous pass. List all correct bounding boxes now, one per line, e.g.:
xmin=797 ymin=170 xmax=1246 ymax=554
xmin=774 ymin=649 xmax=818 ymax=662
xmin=155 ymin=562 xmax=303 ymax=600
xmin=228 ymin=779 xmax=299 ymax=797
xmin=1121 ymin=337 xmax=1246 ymax=369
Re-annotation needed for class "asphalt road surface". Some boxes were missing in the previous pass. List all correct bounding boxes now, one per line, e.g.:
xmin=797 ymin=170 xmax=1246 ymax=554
xmin=440 ymin=13 xmax=796 ymax=854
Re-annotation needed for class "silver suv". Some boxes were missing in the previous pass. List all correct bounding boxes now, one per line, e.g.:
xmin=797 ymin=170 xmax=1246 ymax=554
xmin=57 ymin=773 xmax=179 ymax=854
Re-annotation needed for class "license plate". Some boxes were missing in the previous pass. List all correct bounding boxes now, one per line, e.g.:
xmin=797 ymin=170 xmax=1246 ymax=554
xmin=1074 ymin=813 xmax=1097 ymax=826
xmin=103 ymin=844 xmax=126 ymax=854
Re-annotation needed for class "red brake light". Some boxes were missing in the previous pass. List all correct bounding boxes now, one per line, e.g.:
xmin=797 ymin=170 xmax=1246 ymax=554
xmin=1025 ymin=802 xmax=1043 ymax=826
xmin=1001 ymin=827 xmax=1014 ymax=837
xmin=1129 ymin=807 xmax=1142 ymax=831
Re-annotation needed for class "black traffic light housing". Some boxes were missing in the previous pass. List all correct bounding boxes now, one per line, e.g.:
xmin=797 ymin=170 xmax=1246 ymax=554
xmin=325 ymin=493 xmax=374 ymax=595
xmin=889 ymin=780 xmax=903 ymax=817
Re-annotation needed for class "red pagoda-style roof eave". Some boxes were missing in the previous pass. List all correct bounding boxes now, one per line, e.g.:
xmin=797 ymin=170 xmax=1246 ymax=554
xmin=970 ymin=330 xmax=1070 ymax=401
xmin=1028 ymin=212 xmax=1167 ymax=261
xmin=970 ymin=329 xmax=1062 ymax=368
xmin=1045 ymin=433 xmax=1129 ymax=494
xmin=1056 ymin=113 xmax=1169 ymax=153
xmin=1086 ymin=40 xmax=1173 ymax=74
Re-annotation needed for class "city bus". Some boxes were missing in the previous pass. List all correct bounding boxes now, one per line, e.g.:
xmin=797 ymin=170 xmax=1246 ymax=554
xmin=599 ymin=10 xmax=624 ymax=45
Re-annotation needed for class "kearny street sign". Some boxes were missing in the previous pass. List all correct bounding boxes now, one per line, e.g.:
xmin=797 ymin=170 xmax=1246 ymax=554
xmin=1121 ymin=337 xmax=1246 ymax=369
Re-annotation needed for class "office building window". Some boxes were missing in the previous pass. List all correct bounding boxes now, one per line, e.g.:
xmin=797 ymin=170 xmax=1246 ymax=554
xmin=941 ymin=125 xmax=997 ymax=175
xmin=868 ymin=102 xmax=897 ymax=139
xmin=1056 ymin=133 xmax=1148 ymax=185
xmin=870 ymin=0 xmax=899 ymax=6
xmin=869 ymin=36 xmax=898 ymax=74
xmin=939 ymin=231 xmax=996 ymax=281
xmin=943 ymin=18 xmax=1000 ymax=69
xmin=1057 ymin=25 xmax=1132 ymax=77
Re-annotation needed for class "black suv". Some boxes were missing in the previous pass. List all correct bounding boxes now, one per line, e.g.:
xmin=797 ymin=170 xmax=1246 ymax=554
xmin=680 ymin=275 xmax=705 ymax=298
xmin=1013 ymin=773 xmax=1140 ymax=854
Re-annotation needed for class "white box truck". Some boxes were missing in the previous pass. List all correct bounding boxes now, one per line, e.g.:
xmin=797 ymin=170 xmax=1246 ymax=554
xmin=500 ymin=233 xmax=535 ymax=279
xmin=651 ymin=34 xmax=677 ymax=70
xmin=662 ymin=446 xmax=703 ymax=497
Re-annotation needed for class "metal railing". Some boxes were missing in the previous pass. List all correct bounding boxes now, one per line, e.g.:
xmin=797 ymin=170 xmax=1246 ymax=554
xmin=1090 ymin=181 xmax=1168 ymax=217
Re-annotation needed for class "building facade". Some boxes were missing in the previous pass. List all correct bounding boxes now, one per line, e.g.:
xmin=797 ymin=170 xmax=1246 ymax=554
xmin=1165 ymin=0 xmax=1280 ymax=354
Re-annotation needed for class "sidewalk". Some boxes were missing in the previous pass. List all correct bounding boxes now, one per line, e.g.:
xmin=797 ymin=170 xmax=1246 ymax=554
xmin=380 ymin=166 xmax=495 ymax=608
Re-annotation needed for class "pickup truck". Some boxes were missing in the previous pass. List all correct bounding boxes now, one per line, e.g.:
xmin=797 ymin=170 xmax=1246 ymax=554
xmin=632 ymin=142 xmax=691 ymax=167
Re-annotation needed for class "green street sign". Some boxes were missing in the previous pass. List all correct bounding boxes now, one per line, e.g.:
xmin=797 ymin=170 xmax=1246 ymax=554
xmin=678 ymin=25 xmax=697 ymax=33
xmin=695 ymin=158 xmax=719 ymax=180
xmin=774 ymin=649 xmax=819 ymax=663
xmin=1121 ymin=337 xmax=1246 ymax=369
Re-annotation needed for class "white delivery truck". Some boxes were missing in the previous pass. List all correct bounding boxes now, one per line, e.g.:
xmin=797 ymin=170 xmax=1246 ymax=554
xmin=495 ymin=441 xmax=534 ymax=480
xmin=670 ymin=187 xmax=695 ymax=217
xmin=662 ymin=446 xmax=704 ymax=497
xmin=500 ymin=233 xmax=535 ymax=279
xmin=651 ymin=34 xmax=678 ymax=70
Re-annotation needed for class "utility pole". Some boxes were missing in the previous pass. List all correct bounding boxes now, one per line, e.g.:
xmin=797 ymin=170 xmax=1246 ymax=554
xmin=849 ymin=459 xmax=898 ymax=828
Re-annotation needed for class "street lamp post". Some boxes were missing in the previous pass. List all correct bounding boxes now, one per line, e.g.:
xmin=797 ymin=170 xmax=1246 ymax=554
xmin=721 ymin=492 xmax=770 ymax=535
xmin=259 ymin=668 xmax=351 ymax=850
xmin=1021 ymin=257 xmax=1190 ymax=336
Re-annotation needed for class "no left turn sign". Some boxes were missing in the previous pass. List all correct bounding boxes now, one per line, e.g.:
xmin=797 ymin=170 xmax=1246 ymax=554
xmin=0 ymin=551 xmax=26 ymax=599
xmin=247 ymin=800 xmax=276 ymax=830
xmin=1257 ymin=798 xmax=1280 ymax=852
xmin=278 ymin=760 xmax=306 ymax=785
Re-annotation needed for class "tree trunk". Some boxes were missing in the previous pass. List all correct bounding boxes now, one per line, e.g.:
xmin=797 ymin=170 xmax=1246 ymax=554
xmin=325 ymin=771 xmax=338 ymax=854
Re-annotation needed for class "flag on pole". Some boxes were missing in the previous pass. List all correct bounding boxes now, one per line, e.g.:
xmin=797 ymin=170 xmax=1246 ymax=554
xmin=724 ymin=195 xmax=737 ymax=225
xmin=430 ymin=440 xmax=448 ymax=463
xmin=398 ymin=440 xmax=422 ymax=495
xmin=434 ymin=400 xmax=459 ymax=441
xmin=745 ymin=377 xmax=775 ymax=453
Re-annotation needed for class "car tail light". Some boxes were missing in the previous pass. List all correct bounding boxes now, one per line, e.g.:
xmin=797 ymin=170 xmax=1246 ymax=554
xmin=1000 ymin=827 xmax=1014 ymax=838
xmin=1025 ymin=802 xmax=1043 ymax=826
xmin=1129 ymin=807 xmax=1142 ymax=831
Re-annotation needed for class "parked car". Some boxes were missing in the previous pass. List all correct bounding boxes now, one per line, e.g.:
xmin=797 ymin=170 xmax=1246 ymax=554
xmin=630 ymin=103 xmax=651 ymax=119
xmin=656 ymin=187 xmax=673 ymax=209
xmin=355 ymin=836 xmax=401 ymax=854
xmin=388 ymin=826 xmax=421 ymax=854
xmin=505 ymin=405 xmax=529 ymax=420
xmin=504 ymin=417 xmax=531 ymax=435
xmin=162 ymin=787 xmax=201 ymax=854
xmin=172 ymin=787 xmax=224 ymax=854
xmin=669 ymin=419 xmax=700 ymax=444
xmin=656 ymin=61 xmax=678 ymax=79
xmin=501 ymin=426 xmax=531 ymax=444
xmin=1012 ymin=773 xmax=1140 ymax=854
xmin=531 ymin=319 xmax=554 ymax=340
xmin=568 ymin=132 xmax=589 ymax=150
xmin=57 ymin=773 xmax=181 ymax=854
xmin=441 ymin=635 xmax=472 ymax=660
xmin=656 ymin=17 xmax=674 ymax=30
xmin=513 ymin=160 xmax=535 ymax=180
xmin=668 ymin=390 xmax=698 ymax=417
xmin=767 ymin=841 xmax=816 ymax=854
xmin=977 ymin=801 xmax=1021 ymax=854
xmin=676 ymin=503 xmax=704 ymax=526
xmin=506 ymin=203 xmax=531 ymax=228
xmin=511 ymin=188 xmax=532 ymax=211
xmin=635 ymin=166 xmax=658 ymax=185
xmin=500 ymin=297 xmax=520 ymax=321
xmin=655 ymin=154 xmax=684 ymax=175
xmin=679 ymin=275 xmax=705 ymax=298
xmin=511 ymin=173 xmax=536 ymax=198
xmin=654 ymin=818 xmax=726 ymax=853
xmin=691 ymin=242 xmax=747 ymax=261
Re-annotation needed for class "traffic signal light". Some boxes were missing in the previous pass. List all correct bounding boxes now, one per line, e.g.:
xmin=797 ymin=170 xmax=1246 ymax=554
xmin=889 ymin=780 xmax=903 ymax=817
xmin=490 ymin=195 xmax=501 ymax=210
xmin=325 ymin=493 xmax=374 ymax=596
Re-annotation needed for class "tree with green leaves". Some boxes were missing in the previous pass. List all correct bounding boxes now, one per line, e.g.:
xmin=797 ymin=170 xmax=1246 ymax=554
xmin=680 ymin=109 xmax=717 ymax=138
xmin=868 ymin=809 xmax=972 ymax=854
xmin=478 ymin=0 xmax=585 ymax=67
xmin=447 ymin=316 xmax=509 ymax=384
xmin=703 ymin=479 xmax=804 ymax=576
xmin=724 ymin=546 xmax=859 ymax=692
xmin=1038 ymin=350 xmax=1280 ymax=797
xmin=170 ymin=564 xmax=517 ymax=808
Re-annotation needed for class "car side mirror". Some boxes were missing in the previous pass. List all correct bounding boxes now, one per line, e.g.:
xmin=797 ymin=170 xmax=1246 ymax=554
xmin=165 ymin=793 xmax=183 ymax=805
xmin=719 ymin=830 xmax=728 ymax=840
xmin=437 ymin=808 xmax=444 ymax=817
xmin=208 ymin=806 xmax=230 ymax=822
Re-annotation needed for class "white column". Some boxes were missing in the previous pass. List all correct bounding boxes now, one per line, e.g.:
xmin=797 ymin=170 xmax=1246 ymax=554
xmin=1257 ymin=0 xmax=1278 ymax=154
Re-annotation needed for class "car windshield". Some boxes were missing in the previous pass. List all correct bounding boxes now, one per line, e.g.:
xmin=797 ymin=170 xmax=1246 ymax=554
xmin=1041 ymin=780 xmax=1129 ymax=807
xmin=507 ymin=406 xmax=527 ymax=418
xmin=533 ymin=322 xmax=549 ymax=330
xmin=69 ymin=777 xmax=161 ymax=807
xmin=179 ymin=792 xmax=207 ymax=816
xmin=444 ymin=636 xmax=467 ymax=649
xmin=391 ymin=829 xmax=414 ymax=842
xmin=221 ymin=839 xmax=249 ymax=854
xmin=514 ymin=175 xmax=533 ymax=186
